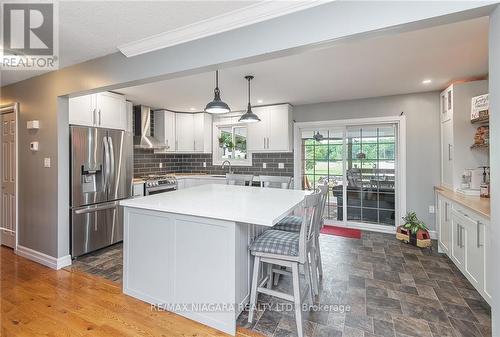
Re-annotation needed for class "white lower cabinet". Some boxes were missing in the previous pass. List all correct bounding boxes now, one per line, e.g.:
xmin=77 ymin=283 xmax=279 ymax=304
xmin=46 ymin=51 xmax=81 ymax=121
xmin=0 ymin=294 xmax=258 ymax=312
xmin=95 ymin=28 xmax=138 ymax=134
xmin=437 ymin=194 xmax=491 ymax=304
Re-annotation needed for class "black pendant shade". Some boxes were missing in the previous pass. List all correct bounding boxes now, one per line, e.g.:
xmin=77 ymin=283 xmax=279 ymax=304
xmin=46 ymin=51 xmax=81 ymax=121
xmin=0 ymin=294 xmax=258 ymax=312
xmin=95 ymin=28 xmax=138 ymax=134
xmin=238 ymin=75 xmax=260 ymax=123
xmin=205 ymin=70 xmax=230 ymax=114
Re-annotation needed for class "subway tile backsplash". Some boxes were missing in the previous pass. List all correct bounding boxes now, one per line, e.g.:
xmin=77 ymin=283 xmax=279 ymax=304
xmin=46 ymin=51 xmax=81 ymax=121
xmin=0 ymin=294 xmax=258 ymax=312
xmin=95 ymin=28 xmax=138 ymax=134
xmin=134 ymin=149 xmax=293 ymax=178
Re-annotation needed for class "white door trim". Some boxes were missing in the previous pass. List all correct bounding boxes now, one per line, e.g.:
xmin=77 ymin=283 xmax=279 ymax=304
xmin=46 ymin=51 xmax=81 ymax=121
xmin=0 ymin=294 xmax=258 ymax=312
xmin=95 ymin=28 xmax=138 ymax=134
xmin=294 ymin=115 xmax=407 ymax=231
xmin=0 ymin=103 xmax=19 ymax=250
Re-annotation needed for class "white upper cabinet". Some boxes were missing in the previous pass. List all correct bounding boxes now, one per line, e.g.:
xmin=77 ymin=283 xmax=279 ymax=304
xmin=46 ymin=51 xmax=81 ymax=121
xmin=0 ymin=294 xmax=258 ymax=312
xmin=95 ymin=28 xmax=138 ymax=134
xmin=69 ymin=91 xmax=126 ymax=130
xmin=154 ymin=110 xmax=176 ymax=151
xmin=154 ymin=112 xmax=212 ymax=153
xmin=247 ymin=104 xmax=293 ymax=153
xmin=193 ymin=113 xmax=212 ymax=153
xmin=175 ymin=114 xmax=194 ymax=152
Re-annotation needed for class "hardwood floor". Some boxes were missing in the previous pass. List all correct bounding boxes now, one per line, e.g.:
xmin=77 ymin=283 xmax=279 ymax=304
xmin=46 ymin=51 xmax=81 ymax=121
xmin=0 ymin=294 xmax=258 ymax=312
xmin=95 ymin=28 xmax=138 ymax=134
xmin=0 ymin=246 xmax=262 ymax=337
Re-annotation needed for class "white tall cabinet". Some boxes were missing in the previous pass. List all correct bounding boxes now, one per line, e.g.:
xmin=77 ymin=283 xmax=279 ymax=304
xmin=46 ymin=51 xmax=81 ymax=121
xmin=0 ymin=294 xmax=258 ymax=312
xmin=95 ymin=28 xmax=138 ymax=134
xmin=69 ymin=92 xmax=127 ymax=130
xmin=439 ymin=81 xmax=489 ymax=190
xmin=247 ymin=104 xmax=293 ymax=152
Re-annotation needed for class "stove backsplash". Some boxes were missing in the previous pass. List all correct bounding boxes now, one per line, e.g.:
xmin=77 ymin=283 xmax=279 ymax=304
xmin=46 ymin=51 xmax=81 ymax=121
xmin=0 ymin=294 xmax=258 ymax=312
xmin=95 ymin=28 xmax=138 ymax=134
xmin=134 ymin=149 xmax=293 ymax=178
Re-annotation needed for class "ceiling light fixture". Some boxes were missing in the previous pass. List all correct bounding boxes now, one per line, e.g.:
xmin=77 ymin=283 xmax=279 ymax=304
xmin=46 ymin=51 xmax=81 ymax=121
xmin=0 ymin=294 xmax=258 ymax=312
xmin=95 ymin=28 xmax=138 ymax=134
xmin=205 ymin=70 xmax=231 ymax=114
xmin=239 ymin=75 xmax=261 ymax=123
xmin=422 ymin=79 xmax=432 ymax=84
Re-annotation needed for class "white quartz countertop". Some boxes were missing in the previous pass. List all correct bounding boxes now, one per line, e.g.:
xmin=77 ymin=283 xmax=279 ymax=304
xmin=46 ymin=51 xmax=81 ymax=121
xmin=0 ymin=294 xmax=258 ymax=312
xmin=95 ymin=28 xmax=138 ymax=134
xmin=120 ymin=184 xmax=308 ymax=226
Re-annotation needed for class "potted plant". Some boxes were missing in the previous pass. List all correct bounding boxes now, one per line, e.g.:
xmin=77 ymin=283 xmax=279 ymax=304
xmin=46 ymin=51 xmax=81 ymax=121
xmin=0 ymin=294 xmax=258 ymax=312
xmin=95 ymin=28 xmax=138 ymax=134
xmin=396 ymin=211 xmax=431 ymax=248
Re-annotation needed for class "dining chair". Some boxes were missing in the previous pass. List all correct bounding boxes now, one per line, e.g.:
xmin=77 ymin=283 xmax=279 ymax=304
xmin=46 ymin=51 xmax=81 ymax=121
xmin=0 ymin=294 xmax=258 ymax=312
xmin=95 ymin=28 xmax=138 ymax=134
xmin=248 ymin=190 xmax=322 ymax=337
xmin=225 ymin=173 xmax=254 ymax=186
xmin=259 ymin=175 xmax=292 ymax=189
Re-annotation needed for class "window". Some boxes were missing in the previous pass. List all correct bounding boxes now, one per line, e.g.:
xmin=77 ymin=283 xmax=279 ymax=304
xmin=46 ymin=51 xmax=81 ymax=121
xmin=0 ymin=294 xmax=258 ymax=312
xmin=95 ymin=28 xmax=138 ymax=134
xmin=214 ymin=124 xmax=251 ymax=165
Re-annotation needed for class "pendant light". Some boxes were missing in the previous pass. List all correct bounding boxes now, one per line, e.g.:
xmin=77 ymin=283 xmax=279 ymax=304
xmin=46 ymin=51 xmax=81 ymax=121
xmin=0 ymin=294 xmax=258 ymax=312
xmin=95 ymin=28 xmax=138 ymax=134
xmin=205 ymin=70 xmax=230 ymax=114
xmin=238 ymin=75 xmax=261 ymax=123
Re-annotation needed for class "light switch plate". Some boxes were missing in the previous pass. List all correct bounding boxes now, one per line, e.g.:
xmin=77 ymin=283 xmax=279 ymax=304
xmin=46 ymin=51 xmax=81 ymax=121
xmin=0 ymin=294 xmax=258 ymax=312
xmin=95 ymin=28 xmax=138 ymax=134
xmin=262 ymin=163 xmax=267 ymax=169
xmin=429 ymin=205 xmax=435 ymax=214
xmin=278 ymin=163 xmax=285 ymax=169
xmin=44 ymin=157 xmax=51 ymax=168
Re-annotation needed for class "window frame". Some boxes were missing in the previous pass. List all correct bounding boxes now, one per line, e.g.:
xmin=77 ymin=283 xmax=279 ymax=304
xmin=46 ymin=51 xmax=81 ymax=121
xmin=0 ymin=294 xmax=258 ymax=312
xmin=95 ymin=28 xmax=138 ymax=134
xmin=212 ymin=120 xmax=253 ymax=166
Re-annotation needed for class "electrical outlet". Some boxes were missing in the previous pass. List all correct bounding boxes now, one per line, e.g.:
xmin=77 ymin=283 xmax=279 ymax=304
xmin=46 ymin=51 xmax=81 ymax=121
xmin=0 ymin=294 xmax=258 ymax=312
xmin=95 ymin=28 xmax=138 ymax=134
xmin=429 ymin=205 xmax=435 ymax=214
xmin=159 ymin=162 xmax=163 ymax=168
xmin=203 ymin=162 xmax=207 ymax=168
xmin=262 ymin=163 xmax=267 ymax=169
xmin=278 ymin=163 xmax=285 ymax=169
xmin=43 ymin=157 xmax=51 ymax=168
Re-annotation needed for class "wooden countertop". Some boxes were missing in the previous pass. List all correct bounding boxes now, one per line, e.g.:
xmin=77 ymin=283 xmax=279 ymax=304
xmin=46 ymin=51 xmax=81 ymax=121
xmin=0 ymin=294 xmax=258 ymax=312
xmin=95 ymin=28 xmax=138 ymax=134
xmin=435 ymin=186 xmax=490 ymax=220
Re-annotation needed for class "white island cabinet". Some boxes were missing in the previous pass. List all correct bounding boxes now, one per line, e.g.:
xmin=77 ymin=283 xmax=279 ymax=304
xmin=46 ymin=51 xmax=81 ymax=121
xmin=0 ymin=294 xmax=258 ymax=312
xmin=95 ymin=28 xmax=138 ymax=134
xmin=120 ymin=184 xmax=307 ymax=335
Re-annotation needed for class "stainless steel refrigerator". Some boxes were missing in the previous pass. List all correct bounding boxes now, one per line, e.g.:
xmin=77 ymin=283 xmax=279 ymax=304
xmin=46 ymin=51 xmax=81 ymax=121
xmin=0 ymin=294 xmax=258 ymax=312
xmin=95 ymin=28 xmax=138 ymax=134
xmin=70 ymin=126 xmax=133 ymax=257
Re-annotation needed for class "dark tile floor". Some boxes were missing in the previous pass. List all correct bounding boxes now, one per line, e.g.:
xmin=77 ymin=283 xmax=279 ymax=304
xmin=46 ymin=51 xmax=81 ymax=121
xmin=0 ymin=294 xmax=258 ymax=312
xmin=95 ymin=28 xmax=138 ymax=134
xmin=66 ymin=232 xmax=492 ymax=337
xmin=65 ymin=243 xmax=123 ymax=282
xmin=237 ymin=231 xmax=492 ymax=337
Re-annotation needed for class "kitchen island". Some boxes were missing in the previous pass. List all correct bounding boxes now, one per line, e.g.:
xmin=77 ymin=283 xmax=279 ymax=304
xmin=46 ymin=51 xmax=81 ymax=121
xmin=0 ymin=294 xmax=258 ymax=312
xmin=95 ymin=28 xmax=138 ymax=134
xmin=120 ymin=184 xmax=308 ymax=335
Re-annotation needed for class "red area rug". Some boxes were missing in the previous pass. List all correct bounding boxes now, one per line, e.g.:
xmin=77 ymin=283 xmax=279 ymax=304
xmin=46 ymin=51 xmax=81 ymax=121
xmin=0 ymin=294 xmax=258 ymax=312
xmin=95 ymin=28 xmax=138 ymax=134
xmin=320 ymin=225 xmax=362 ymax=239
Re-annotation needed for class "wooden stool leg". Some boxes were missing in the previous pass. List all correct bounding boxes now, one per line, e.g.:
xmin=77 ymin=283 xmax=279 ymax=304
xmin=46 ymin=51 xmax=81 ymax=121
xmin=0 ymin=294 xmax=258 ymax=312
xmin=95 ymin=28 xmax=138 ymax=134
xmin=310 ymin=247 xmax=319 ymax=296
xmin=303 ymin=258 xmax=314 ymax=304
xmin=315 ymin=235 xmax=323 ymax=278
xmin=248 ymin=256 xmax=261 ymax=323
xmin=266 ymin=263 xmax=273 ymax=289
xmin=291 ymin=263 xmax=303 ymax=337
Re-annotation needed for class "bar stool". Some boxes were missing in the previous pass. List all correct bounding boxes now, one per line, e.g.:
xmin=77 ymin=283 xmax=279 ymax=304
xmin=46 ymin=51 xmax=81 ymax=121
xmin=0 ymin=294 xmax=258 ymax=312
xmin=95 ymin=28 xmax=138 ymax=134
xmin=225 ymin=173 xmax=254 ymax=186
xmin=248 ymin=191 xmax=322 ymax=337
xmin=259 ymin=175 xmax=292 ymax=189
xmin=271 ymin=183 xmax=328 ymax=290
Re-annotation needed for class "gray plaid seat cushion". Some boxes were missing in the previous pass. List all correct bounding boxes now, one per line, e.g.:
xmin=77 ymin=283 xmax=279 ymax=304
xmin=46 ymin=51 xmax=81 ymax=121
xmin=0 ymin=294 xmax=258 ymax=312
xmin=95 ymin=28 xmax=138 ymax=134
xmin=249 ymin=230 xmax=299 ymax=256
xmin=272 ymin=215 xmax=302 ymax=233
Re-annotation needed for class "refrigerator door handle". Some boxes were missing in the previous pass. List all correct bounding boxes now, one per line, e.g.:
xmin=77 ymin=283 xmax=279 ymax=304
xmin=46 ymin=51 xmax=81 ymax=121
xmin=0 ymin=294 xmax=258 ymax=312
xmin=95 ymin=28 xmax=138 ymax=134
xmin=103 ymin=136 xmax=110 ymax=192
xmin=108 ymin=136 xmax=115 ymax=194
xmin=74 ymin=203 xmax=117 ymax=214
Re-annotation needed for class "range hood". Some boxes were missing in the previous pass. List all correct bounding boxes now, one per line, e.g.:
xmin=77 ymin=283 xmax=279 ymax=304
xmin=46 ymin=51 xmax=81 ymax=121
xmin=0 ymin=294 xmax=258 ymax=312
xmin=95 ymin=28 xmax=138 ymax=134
xmin=133 ymin=105 xmax=167 ymax=149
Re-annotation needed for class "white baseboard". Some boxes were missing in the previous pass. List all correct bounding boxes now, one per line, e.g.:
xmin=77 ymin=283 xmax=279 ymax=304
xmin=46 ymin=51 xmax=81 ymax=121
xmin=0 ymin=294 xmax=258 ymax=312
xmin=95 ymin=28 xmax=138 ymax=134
xmin=16 ymin=245 xmax=72 ymax=270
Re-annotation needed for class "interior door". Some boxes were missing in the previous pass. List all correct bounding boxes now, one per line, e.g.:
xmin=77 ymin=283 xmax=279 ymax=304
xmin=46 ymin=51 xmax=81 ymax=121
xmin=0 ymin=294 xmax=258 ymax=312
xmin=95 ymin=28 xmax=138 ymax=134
xmin=1 ymin=112 xmax=16 ymax=248
xmin=106 ymin=129 xmax=133 ymax=201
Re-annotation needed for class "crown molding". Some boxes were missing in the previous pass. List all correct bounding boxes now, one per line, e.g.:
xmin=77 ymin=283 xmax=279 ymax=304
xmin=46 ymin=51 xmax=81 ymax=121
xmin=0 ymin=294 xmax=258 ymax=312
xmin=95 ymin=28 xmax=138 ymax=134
xmin=118 ymin=1 xmax=329 ymax=57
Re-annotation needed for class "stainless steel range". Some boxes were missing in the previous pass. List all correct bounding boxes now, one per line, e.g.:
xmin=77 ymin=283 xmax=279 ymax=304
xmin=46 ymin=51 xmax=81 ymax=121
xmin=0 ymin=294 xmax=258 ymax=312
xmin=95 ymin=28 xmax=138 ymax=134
xmin=143 ymin=175 xmax=178 ymax=195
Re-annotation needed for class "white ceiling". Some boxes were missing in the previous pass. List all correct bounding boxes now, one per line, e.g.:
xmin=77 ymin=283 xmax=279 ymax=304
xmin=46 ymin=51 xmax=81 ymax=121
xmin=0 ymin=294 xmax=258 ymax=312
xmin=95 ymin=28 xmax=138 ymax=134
xmin=117 ymin=16 xmax=489 ymax=111
xmin=1 ymin=1 xmax=258 ymax=86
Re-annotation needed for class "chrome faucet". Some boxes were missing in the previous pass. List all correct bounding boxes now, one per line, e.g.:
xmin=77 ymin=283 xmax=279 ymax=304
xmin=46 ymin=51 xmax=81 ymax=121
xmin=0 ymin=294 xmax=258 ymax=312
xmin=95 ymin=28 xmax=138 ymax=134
xmin=221 ymin=160 xmax=233 ymax=174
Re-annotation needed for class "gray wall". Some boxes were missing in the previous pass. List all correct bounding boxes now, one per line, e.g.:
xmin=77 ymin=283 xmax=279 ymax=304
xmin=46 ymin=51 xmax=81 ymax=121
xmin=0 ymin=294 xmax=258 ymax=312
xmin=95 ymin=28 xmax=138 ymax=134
xmin=293 ymin=92 xmax=441 ymax=230
xmin=488 ymin=5 xmax=499 ymax=335
xmin=0 ymin=2 xmax=493 ymax=259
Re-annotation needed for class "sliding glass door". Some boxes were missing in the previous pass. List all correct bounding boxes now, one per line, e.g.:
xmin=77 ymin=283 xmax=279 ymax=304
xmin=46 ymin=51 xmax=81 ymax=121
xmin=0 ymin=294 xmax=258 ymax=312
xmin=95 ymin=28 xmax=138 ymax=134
xmin=299 ymin=122 xmax=400 ymax=230
xmin=345 ymin=125 xmax=396 ymax=227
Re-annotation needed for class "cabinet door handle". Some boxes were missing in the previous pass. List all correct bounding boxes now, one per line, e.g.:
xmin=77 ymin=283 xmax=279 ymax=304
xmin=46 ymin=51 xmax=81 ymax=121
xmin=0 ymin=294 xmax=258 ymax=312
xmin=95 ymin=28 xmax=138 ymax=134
xmin=456 ymin=224 xmax=460 ymax=247
xmin=477 ymin=221 xmax=483 ymax=248
xmin=445 ymin=203 xmax=448 ymax=222
xmin=263 ymin=137 xmax=266 ymax=149
xmin=448 ymin=144 xmax=452 ymax=161
xmin=98 ymin=109 xmax=102 ymax=125
xmin=267 ymin=137 xmax=270 ymax=149
xmin=92 ymin=108 xmax=96 ymax=125
xmin=461 ymin=225 xmax=465 ymax=248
